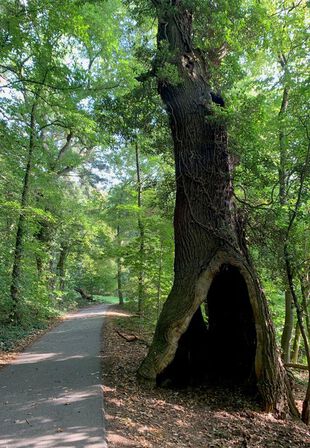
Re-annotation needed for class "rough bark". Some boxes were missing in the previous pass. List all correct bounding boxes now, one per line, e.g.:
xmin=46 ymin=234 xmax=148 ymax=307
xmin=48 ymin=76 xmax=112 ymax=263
xmin=137 ymin=1 xmax=298 ymax=418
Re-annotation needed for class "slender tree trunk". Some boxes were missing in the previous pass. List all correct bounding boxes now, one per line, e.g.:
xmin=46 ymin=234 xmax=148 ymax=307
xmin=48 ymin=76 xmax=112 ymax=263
xmin=278 ymin=84 xmax=289 ymax=204
xmin=10 ymin=103 xmax=37 ymax=321
xmin=291 ymin=322 xmax=301 ymax=364
xmin=36 ymin=254 xmax=43 ymax=277
xmin=290 ymin=274 xmax=310 ymax=364
xmin=281 ymin=289 xmax=294 ymax=363
xmin=285 ymin=245 xmax=310 ymax=424
xmin=156 ymin=240 xmax=163 ymax=320
xmin=300 ymin=273 xmax=310 ymax=340
xmin=135 ymin=141 xmax=144 ymax=314
xmin=56 ymin=242 xmax=69 ymax=291
xmin=138 ymin=1 xmax=298 ymax=418
xmin=116 ymin=225 xmax=124 ymax=305
xmin=48 ymin=256 xmax=57 ymax=299
xmin=35 ymin=219 xmax=53 ymax=277
xmin=282 ymin=120 xmax=310 ymax=423
xmin=278 ymin=83 xmax=294 ymax=362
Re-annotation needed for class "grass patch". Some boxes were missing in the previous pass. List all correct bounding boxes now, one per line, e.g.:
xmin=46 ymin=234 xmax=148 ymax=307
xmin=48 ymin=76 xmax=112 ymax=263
xmin=93 ymin=295 xmax=122 ymax=304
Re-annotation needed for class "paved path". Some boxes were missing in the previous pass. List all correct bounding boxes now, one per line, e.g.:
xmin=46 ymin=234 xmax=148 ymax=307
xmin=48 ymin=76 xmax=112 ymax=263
xmin=0 ymin=305 xmax=108 ymax=448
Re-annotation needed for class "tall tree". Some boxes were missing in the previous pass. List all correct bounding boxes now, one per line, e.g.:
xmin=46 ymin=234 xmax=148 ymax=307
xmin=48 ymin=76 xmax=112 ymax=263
xmin=0 ymin=0 xmax=123 ymax=322
xmin=135 ymin=140 xmax=145 ymax=314
xmin=136 ymin=0 xmax=298 ymax=417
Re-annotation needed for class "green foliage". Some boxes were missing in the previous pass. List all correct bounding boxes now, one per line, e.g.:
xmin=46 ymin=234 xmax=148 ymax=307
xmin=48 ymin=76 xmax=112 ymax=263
xmin=0 ymin=0 xmax=308 ymax=363
xmin=0 ymin=0 xmax=125 ymax=331
xmin=0 ymin=323 xmax=50 ymax=352
xmin=94 ymin=295 xmax=123 ymax=304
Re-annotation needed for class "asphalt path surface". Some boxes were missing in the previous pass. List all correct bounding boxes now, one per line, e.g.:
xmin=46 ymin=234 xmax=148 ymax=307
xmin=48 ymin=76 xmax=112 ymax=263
xmin=0 ymin=304 xmax=108 ymax=448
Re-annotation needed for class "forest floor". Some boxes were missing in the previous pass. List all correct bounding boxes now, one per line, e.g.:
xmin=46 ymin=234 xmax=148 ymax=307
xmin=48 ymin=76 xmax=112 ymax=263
xmin=102 ymin=306 xmax=310 ymax=448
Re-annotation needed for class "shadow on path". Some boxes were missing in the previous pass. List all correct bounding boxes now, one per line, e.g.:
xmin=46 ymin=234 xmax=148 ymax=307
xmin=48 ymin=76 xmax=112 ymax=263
xmin=0 ymin=304 xmax=109 ymax=448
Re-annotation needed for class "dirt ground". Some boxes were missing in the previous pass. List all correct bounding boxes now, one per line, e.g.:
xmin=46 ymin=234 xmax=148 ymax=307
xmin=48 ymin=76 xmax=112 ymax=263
xmin=101 ymin=307 xmax=310 ymax=448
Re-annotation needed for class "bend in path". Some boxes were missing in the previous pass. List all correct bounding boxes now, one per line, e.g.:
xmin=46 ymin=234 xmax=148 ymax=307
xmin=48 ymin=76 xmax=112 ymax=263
xmin=0 ymin=304 xmax=109 ymax=448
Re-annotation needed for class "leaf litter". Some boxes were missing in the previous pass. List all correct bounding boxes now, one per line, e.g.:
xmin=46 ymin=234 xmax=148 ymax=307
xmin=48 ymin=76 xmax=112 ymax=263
xmin=102 ymin=307 xmax=310 ymax=448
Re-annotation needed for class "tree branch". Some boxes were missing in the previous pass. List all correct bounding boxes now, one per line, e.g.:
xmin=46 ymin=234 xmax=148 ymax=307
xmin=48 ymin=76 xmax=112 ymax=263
xmin=55 ymin=132 xmax=73 ymax=163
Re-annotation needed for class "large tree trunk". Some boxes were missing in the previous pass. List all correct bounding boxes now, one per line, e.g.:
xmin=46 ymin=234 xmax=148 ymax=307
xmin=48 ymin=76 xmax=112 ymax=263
xmin=137 ymin=1 xmax=298 ymax=418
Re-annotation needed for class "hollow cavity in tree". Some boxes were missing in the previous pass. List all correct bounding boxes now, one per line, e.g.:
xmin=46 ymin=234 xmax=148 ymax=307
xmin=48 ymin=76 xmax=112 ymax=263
xmin=157 ymin=265 xmax=257 ymax=390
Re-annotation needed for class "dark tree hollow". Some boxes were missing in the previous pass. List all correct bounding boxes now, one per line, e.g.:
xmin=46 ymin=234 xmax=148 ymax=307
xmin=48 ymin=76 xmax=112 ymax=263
xmin=157 ymin=265 xmax=257 ymax=390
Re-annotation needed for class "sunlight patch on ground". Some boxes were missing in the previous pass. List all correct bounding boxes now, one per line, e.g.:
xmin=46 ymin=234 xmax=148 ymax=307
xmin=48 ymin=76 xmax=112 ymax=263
xmin=13 ymin=352 xmax=60 ymax=364
xmin=102 ymin=310 xmax=133 ymax=318
xmin=107 ymin=432 xmax=136 ymax=447
xmin=47 ymin=387 xmax=100 ymax=405
xmin=65 ymin=310 xmax=107 ymax=319
xmin=0 ymin=427 xmax=106 ymax=448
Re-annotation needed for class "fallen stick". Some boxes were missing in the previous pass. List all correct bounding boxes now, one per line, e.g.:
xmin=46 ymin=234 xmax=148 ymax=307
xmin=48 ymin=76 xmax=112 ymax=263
xmin=115 ymin=329 xmax=150 ymax=347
